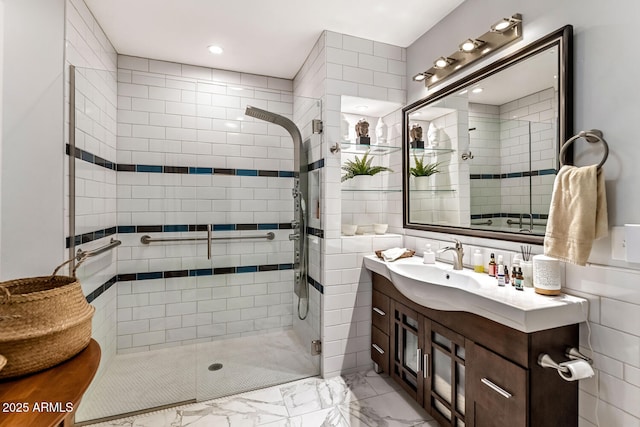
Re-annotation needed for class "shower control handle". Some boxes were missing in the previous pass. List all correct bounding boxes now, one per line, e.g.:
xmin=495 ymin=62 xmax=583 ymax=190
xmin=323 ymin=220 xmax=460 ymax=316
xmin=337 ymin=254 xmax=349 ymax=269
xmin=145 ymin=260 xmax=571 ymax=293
xmin=289 ymin=233 xmax=300 ymax=241
xmin=291 ymin=220 xmax=300 ymax=229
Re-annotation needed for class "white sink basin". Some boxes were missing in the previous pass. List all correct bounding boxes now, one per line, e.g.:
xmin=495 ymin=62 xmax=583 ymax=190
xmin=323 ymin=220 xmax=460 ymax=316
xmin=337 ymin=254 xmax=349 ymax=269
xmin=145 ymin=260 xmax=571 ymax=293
xmin=364 ymin=255 xmax=588 ymax=333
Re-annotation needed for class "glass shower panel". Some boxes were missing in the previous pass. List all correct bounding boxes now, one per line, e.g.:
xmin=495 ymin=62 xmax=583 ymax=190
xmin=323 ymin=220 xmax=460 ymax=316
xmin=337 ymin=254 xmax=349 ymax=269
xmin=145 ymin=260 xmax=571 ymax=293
xmin=469 ymin=115 xmax=554 ymax=234
xmin=195 ymin=95 xmax=322 ymax=402
xmin=72 ymin=66 xmax=199 ymax=423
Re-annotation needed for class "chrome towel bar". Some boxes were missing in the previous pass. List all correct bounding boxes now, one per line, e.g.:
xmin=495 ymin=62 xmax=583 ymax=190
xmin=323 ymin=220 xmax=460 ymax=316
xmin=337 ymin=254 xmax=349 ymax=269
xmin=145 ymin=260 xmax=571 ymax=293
xmin=75 ymin=238 xmax=121 ymax=261
xmin=140 ymin=232 xmax=275 ymax=245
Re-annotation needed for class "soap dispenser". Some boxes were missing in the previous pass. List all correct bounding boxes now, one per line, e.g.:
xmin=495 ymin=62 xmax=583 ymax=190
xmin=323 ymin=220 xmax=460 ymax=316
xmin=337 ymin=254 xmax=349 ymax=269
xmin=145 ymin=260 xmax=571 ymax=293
xmin=423 ymin=244 xmax=436 ymax=264
xmin=473 ymin=249 xmax=484 ymax=273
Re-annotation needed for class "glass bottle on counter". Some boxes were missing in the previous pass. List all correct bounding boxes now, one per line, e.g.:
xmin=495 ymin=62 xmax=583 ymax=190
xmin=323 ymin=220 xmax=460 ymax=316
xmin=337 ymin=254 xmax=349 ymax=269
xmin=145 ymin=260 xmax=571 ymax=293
xmin=488 ymin=253 xmax=497 ymax=277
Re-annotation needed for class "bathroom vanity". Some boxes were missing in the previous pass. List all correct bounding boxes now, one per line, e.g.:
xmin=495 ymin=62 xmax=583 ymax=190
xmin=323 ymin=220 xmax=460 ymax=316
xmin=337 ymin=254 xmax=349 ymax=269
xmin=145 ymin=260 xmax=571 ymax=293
xmin=365 ymin=255 xmax=587 ymax=427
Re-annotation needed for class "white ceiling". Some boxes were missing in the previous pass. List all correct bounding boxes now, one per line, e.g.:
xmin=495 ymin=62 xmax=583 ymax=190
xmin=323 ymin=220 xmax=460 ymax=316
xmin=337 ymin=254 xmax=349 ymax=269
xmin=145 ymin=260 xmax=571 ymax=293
xmin=84 ymin=0 xmax=466 ymax=79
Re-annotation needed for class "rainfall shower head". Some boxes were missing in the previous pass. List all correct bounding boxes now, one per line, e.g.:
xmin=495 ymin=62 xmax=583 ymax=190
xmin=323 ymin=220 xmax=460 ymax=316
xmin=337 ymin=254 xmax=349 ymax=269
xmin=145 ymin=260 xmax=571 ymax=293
xmin=245 ymin=105 xmax=303 ymax=171
xmin=245 ymin=105 xmax=279 ymax=123
xmin=245 ymin=106 xmax=301 ymax=142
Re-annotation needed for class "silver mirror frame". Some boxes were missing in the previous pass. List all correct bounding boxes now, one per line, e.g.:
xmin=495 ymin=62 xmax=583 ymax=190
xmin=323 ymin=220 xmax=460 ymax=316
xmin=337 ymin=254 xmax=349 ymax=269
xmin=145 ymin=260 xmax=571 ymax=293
xmin=402 ymin=26 xmax=573 ymax=244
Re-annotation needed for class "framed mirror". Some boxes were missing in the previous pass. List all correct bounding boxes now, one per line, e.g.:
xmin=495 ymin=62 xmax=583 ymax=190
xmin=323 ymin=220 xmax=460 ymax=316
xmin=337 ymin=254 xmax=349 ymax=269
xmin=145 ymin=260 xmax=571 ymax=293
xmin=403 ymin=26 xmax=573 ymax=244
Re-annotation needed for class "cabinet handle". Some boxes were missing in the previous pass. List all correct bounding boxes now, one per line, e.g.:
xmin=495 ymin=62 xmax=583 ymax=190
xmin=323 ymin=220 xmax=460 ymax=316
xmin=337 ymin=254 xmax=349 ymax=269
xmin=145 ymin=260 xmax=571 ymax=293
xmin=373 ymin=307 xmax=386 ymax=316
xmin=372 ymin=344 xmax=384 ymax=354
xmin=417 ymin=348 xmax=421 ymax=373
xmin=424 ymin=353 xmax=429 ymax=379
xmin=481 ymin=378 xmax=512 ymax=399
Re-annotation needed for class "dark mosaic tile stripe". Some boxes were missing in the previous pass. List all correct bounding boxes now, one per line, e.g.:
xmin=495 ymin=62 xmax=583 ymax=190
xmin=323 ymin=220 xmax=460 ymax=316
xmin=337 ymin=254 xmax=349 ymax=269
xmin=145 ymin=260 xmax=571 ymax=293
xmin=307 ymin=275 xmax=324 ymax=294
xmin=72 ymin=223 xmax=325 ymax=248
xmin=307 ymin=158 xmax=325 ymax=172
xmin=85 ymin=276 xmax=117 ymax=304
xmin=67 ymin=145 xmax=296 ymax=177
xmin=470 ymin=213 xmax=549 ymax=220
xmin=470 ymin=169 xmax=558 ymax=180
xmin=90 ymin=262 xmax=300 ymax=302
xmin=67 ymin=226 xmax=117 ymax=248
xmin=307 ymin=227 xmax=324 ymax=238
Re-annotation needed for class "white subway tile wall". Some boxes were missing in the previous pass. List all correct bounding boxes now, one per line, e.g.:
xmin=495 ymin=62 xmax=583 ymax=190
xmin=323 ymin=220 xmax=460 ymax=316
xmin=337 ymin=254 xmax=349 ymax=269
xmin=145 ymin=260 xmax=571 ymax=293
xmin=112 ymin=54 xmax=318 ymax=350
xmin=294 ymin=30 xmax=407 ymax=378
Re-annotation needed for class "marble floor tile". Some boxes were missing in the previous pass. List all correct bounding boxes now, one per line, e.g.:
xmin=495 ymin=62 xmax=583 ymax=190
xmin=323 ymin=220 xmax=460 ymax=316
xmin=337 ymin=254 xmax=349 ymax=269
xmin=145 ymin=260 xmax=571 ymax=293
xmin=86 ymin=371 xmax=435 ymax=427
xmin=345 ymin=391 xmax=434 ymax=426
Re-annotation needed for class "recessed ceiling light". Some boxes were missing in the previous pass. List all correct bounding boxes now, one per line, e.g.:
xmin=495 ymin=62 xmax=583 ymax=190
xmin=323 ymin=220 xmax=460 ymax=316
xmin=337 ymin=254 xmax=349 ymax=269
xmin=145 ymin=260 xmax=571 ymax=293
xmin=208 ymin=45 xmax=224 ymax=55
xmin=459 ymin=89 xmax=468 ymax=95
xmin=471 ymin=87 xmax=483 ymax=94
xmin=355 ymin=105 xmax=369 ymax=112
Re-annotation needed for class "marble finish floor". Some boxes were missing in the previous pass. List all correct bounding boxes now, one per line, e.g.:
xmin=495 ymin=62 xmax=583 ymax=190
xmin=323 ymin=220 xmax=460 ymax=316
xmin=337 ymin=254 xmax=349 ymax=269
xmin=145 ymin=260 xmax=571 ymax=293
xmin=85 ymin=370 xmax=437 ymax=426
xmin=77 ymin=330 xmax=318 ymax=422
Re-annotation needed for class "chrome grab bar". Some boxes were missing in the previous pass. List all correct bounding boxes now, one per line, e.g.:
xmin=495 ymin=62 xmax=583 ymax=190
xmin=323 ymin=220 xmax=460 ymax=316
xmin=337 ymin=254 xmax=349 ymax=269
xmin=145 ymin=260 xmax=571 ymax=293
xmin=471 ymin=219 xmax=493 ymax=226
xmin=141 ymin=232 xmax=275 ymax=245
xmin=76 ymin=237 xmax=121 ymax=261
xmin=507 ymin=219 xmax=547 ymax=227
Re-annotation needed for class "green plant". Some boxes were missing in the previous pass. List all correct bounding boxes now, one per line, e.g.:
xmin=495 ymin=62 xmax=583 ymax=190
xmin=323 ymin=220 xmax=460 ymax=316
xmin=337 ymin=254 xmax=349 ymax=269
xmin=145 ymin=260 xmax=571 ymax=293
xmin=410 ymin=154 xmax=441 ymax=177
xmin=341 ymin=151 xmax=393 ymax=182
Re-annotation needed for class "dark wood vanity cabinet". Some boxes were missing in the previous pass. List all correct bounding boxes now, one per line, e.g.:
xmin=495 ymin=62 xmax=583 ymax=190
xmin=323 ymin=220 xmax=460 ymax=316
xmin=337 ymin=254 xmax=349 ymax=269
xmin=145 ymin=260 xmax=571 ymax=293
xmin=371 ymin=272 xmax=579 ymax=427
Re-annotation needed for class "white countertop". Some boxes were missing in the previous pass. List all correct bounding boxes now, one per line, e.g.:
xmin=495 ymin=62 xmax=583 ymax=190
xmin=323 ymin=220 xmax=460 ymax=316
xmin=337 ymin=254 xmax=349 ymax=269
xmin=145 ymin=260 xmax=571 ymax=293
xmin=364 ymin=255 xmax=588 ymax=333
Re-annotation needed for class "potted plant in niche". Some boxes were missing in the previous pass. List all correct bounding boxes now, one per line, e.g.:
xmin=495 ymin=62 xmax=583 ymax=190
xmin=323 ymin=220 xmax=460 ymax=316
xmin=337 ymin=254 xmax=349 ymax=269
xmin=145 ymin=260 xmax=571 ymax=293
xmin=341 ymin=150 xmax=393 ymax=189
xmin=410 ymin=153 xmax=441 ymax=190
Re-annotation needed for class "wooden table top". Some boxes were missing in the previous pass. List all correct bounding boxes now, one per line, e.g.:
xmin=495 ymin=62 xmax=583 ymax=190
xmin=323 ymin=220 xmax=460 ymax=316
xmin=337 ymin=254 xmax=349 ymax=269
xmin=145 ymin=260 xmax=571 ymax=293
xmin=0 ymin=339 xmax=100 ymax=427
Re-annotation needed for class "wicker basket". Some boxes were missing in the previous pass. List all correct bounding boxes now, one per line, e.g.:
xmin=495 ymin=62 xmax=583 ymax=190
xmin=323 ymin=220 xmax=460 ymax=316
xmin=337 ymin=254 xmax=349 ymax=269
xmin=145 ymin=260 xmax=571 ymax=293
xmin=0 ymin=258 xmax=94 ymax=379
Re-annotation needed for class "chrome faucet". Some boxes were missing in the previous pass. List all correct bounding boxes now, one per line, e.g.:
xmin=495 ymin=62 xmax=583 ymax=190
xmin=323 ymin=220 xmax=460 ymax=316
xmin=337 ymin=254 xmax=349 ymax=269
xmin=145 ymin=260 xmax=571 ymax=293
xmin=437 ymin=238 xmax=464 ymax=270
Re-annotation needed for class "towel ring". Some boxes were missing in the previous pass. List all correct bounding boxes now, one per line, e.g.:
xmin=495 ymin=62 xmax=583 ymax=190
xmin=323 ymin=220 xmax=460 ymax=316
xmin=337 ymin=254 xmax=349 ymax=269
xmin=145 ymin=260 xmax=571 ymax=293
xmin=559 ymin=129 xmax=609 ymax=169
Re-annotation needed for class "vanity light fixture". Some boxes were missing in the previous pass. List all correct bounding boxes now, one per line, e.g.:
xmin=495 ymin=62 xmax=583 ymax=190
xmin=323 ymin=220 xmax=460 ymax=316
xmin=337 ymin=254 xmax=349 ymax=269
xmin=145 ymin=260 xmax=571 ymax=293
xmin=414 ymin=13 xmax=522 ymax=89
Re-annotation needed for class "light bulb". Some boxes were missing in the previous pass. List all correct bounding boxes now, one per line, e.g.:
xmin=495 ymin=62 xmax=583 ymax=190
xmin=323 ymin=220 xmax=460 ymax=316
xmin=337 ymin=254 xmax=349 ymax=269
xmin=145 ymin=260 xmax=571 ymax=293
xmin=208 ymin=45 xmax=223 ymax=55
xmin=461 ymin=39 xmax=476 ymax=52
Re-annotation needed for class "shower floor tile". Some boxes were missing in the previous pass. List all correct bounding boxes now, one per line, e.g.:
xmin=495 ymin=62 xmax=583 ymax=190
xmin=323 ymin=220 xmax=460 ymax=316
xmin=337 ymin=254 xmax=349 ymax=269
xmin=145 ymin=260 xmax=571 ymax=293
xmin=77 ymin=329 xmax=317 ymax=423
xmin=85 ymin=370 xmax=437 ymax=427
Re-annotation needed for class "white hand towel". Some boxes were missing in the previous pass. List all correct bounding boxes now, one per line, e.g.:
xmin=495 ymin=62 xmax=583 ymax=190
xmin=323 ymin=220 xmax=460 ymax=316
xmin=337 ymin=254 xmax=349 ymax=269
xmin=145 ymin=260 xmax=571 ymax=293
xmin=544 ymin=165 xmax=608 ymax=265
xmin=381 ymin=247 xmax=407 ymax=262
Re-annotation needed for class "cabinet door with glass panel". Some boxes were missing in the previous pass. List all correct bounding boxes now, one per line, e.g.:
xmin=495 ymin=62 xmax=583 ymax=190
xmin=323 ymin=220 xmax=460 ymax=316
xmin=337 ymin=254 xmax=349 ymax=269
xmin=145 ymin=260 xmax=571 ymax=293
xmin=390 ymin=301 xmax=426 ymax=403
xmin=390 ymin=301 xmax=467 ymax=426
xmin=424 ymin=321 xmax=466 ymax=427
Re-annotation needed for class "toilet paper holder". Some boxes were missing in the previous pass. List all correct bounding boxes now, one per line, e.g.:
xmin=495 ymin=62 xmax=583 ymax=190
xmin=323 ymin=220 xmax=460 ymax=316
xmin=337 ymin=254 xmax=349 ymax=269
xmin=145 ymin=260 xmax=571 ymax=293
xmin=538 ymin=347 xmax=593 ymax=374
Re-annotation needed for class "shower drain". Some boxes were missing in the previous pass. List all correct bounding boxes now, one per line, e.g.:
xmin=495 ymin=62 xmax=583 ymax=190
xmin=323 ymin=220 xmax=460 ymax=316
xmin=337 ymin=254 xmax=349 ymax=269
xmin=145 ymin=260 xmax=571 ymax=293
xmin=208 ymin=363 xmax=223 ymax=371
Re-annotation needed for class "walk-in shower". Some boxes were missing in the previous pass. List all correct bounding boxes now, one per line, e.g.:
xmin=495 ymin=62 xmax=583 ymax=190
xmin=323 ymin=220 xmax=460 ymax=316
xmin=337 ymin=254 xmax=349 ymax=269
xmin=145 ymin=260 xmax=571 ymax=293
xmin=245 ymin=106 xmax=309 ymax=319
xmin=70 ymin=65 xmax=322 ymax=423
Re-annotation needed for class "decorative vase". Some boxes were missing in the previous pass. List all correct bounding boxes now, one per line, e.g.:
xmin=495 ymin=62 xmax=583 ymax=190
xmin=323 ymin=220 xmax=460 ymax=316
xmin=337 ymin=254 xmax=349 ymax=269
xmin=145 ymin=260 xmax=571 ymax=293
xmin=343 ymin=174 xmax=368 ymax=190
xmin=375 ymin=118 xmax=387 ymax=144
xmin=414 ymin=176 xmax=431 ymax=191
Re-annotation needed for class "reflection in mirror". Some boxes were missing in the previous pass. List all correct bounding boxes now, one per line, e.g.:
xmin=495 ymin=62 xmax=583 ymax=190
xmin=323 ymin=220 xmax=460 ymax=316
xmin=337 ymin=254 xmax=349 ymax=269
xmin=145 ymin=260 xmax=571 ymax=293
xmin=403 ymin=26 xmax=572 ymax=244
